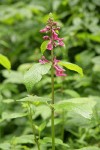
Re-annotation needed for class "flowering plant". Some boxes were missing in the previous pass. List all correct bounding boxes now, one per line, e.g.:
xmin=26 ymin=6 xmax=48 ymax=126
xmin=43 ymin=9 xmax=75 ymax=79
xmin=38 ymin=14 xmax=83 ymax=150
xmin=23 ymin=14 xmax=95 ymax=150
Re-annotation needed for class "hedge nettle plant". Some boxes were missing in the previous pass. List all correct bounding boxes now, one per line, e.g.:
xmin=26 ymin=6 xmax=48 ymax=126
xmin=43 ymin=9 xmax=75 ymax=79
xmin=23 ymin=14 xmax=86 ymax=150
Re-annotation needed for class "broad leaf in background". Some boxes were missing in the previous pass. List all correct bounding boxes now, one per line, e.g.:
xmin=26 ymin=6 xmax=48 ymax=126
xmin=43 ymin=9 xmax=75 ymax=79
xmin=77 ymin=146 xmax=100 ymax=150
xmin=40 ymin=40 xmax=49 ymax=54
xmin=54 ymin=98 xmax=96 ymax=119
xmin=2 ymin=70 xmax=23 ymax=84
xmin=18 ymin=95 xmax=51 ymax=106
xmin=0 ymin=54 xmax=11 ymax=70
xmin=39 ymin=137 xmax=69 ymax=147
xmin=24 ymin=63 xmax=51 ymax=92
xmin=15 ymin=135 xmax=35 ymax=144
xmin=58 ymin=61 xmax=83 ymax=76
xmin=0 ymin=112 xmax=27 ymax=122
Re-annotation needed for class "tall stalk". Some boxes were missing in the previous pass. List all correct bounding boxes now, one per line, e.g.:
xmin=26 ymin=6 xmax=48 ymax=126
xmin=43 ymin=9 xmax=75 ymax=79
xmin=40 ymin=15 xmax=66 ymax=150
xmin=51 ymin=49 xmax=55 ymax=150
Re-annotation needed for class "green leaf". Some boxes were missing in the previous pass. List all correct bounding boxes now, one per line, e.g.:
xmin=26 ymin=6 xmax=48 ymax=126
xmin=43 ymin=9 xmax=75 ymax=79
xmin=39 ymin=137 xmax=69 ymax=147
xmin=18 ymin=95 xmax=51 ymax=106
xmin=15 ymin=135 xmax=35 ymax=144
xmin=40 ymin=41 xmax=49 ymax=54
xmin=54 ymin=98 xmax=96 ymax=119
xmin=77 ymin=146 xmax=100 ymax=150
xmin=2 ymin=70 xmax=23 ymax=84
xmin=39 ymin=121 xmax=46 ymax=132
xmin=1 ymin=112 xmax=27 ymax=121
xmin=58 ymin=61 xmax=83 ymax=76
xmin=24 ymin=63 xmax=51 ymax=92
xmin=0 ymin=143 xmax=10 ymax=150
xmin=0 ymin=54 xmax=11 ymax=70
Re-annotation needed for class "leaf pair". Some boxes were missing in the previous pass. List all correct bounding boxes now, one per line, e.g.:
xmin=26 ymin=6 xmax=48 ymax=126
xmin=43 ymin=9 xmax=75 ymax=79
xmin=24 ymin=61 xmax=83 ymax=92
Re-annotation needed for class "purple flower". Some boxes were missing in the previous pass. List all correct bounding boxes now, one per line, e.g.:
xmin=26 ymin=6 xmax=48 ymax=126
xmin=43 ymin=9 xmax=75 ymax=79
xmin=40 ymin=26 xmax=50 ymax=33
xmin=43 ymin=36 xmax=50 ymax=40
xmin=40 ymin=18 xmax=65 ymax=51
xmin=47 ymin=40 xmax=53 ymax=50
xmin=39 ymin=56 xmax=49 ymax=64
xmin=39 ymin=56 xmax=67 ymax=76
xmin=58 ymin=38 xmax=64 ymax=46
xmin=53 ymin=57 xmax=67 ymax=76
xmin=52 ymin=30 xmax=58 ymax=40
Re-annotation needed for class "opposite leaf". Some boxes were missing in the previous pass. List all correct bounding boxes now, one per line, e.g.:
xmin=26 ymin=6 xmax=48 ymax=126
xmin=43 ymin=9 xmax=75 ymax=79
xmin=0 ymin=54 xmax=11 ymax=70
xmin=24 ymin=63 xmax=51 ymax=92
xmin=41 ymin=40 xmax=49 ymax=54
xmin=58 ymin=61 xmax=83 ymax=76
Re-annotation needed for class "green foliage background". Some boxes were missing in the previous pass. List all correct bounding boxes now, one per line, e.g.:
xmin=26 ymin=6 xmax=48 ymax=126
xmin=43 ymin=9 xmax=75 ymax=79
xmin=0 ymin=0 xmax=100 ymax=149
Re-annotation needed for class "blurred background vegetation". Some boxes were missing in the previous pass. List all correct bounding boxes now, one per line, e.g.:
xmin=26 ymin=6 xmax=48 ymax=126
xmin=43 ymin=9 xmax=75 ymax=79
xmin=0 ymin=0 xmax=100 ymax=150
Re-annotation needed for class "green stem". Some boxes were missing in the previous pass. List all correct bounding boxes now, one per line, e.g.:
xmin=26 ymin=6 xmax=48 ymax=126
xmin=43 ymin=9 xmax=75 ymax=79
xmin=28 ymin=102 xmax=40 ymax=150
xmin=51 ymin=49 xmax=55 ymax=150
xmin=61 ymin=110 xmax=65 ymax=141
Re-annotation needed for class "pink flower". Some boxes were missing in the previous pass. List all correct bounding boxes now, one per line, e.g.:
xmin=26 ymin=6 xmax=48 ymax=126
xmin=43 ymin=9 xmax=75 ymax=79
xmin=56 ymin=70 xmax=66 ymax=76
xmin=52 ymin=30 xmax=58 ymax=40
xmin=57 ymin=38 xmax=64 ymax=46
xmin=39 ymin=56 xmax=49 ymax=64
xmin=53 ymin=57 xmax=67 ymax=76
xmin=40 ymin=26 xmax=50 ymax=33
xmin=43 ymin=36 xmax=50 ymax=40
xmin=39 ymin=56 xmax=67 ymax=76
xmin=47 ymin=40 xmax=53 ymax=50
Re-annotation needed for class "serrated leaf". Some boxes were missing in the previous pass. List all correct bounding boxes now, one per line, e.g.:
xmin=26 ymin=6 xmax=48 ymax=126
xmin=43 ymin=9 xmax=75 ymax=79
xmin=0 ymin=54 xmax=11 ymax=70
xmin=54 ymin=98 xmax=96 ymax=119
xmin=40 ymin=41 xmax=49 ymax=54
xmin=24 ymin=63 xmax=51 ymax=92
xmin=18 ymin=95 xmax=51 ymax=106
xmin=58 ymin=61 xmax=83 ymax=76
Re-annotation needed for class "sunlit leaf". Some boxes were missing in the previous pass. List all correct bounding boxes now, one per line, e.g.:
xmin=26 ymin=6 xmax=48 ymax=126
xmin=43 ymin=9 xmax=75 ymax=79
xmin=58 ymin=61 xmax=83 ymax=76
xmin=0 ymin=54 xmax=11 ymax=70
xmin=40 ymin=41 xmax=49 ymax=54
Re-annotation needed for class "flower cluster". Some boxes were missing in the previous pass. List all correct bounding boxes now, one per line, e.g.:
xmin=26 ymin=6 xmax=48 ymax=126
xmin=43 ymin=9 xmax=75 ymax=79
xmin=39 ymin=56 xmax=66 ymax=77
xmin=39 ymin=17 xmax=66 ymax=77
xmin=40 ymin=18 xmax=64 ymax=50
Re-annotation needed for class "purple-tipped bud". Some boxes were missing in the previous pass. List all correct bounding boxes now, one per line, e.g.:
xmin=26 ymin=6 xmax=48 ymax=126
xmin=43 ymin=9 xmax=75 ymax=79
xmin=53 ymin=22 xmax=57 ymax=26
xmin=56 ymin=27 xmax=60 ymax=30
